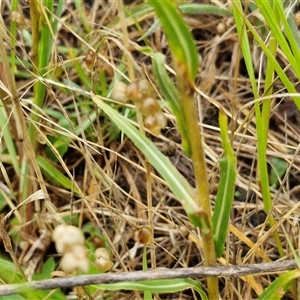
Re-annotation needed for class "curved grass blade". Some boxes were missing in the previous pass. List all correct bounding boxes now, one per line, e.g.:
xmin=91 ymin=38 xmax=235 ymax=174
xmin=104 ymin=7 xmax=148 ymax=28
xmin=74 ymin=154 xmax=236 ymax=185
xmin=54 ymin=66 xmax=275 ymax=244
xmin=0 ymin=108 xmax=20 ymax=174
xmin=148 ymin=0 xmax=198 ymax=82
xmin=93 ymin=278 xmax=208 ymax=300
xmin=90 ymin=93 xmax=202 ymax=227
xmin=152 ymin=53 xmax=190 ymax=156
xmin=212 ymin=109 xmax=236 ymax=257
xmin=258 ymin=270 xmax=300 ymax=300
xmin=37 ymin=156 xmax=80 ymax=194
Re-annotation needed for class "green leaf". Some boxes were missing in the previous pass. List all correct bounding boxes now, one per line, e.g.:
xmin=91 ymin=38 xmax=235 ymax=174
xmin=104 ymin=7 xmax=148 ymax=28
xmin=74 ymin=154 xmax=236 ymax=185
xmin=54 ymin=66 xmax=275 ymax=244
xmin=91 ymin=93 xmax=202 ymax=227
xmin=37 ymin=155 xmax=80 ymax=194
xmin=258 ymin=270 xmax=300 ymax=300
xmin=148 ymin=0 xmax=198 ymax=82
xmin=152 ymin=53 xmax=191 ymax=156
xmin=93 ymin=278 xmax=208 ymax=299
xmin=212 ymin=109 xmax=236 ymax=257
xmin=0 ymin=108 xmax=20 ymax=174
xmin=270 ymin=157 xmax=287 ymax=188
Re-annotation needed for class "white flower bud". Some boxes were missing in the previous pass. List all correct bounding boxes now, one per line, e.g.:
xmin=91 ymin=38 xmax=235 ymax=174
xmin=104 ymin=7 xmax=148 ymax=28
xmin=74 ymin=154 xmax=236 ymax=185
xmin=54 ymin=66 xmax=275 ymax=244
xmin=140 ymin=97 xmax=160 ymax=116
xmin=60 ymin=244 xmax=89 ymax=274
xmin=95 ymin=248 xmax=113 ymax=272
xmin=111 ymin=81 xmax=128 ymax=103
xmin=155 ymin=112 xmax=167 ymax=129
xmin=52 ymin=225 xmax=85 ymax=254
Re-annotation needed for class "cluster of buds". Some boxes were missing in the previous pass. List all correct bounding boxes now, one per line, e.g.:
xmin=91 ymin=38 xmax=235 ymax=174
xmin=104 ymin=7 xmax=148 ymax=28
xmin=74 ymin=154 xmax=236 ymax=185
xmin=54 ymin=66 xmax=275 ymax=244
xmin=52 ymin=225 xmax=89 ymax=274
xmin=112 ymin=80 xmax=167 ymax=136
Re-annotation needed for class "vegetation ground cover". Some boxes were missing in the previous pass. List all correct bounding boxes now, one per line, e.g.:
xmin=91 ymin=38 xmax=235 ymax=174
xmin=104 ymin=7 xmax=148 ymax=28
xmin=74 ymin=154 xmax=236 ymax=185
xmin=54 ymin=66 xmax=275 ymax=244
xmin=0 ymin=0 xmax=300 ymax=299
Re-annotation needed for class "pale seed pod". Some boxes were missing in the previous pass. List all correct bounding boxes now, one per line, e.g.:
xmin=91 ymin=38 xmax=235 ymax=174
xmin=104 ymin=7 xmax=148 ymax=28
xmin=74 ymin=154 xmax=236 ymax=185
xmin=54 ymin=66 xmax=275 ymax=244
xmin=126 ymin=82 xmax=144 ymax=103
xmin=154 ymin=112 xmax=167 ymax=129
xmin=60 ymin=244 xmax=89 ymax=274
xmin=52 ymin=225 xmax=85 ymax=254
xmin=36 ymin=133 xmax=47 ymax=145
xmin=134 ymin=226 xmax=151 ymax=245
xmin=144 ymin=114 xmax=161 ymax=136
xmin=161 ymin=140 xmax=177 ymax=157
xmin=111 ymin=81 xmax=128 ymax=103
xmin=295 ymin=11 xmax=300 ymax=27
xmin=126 ymin=79 xmax=154 ymax=103
xmin=139 ymin=97 xmax=160 ymax=116
xmin=84 ymin=50 xmax=97 ymax=72
xmin=95 ymin=247 xmax=114 ymax=272
xmin=216 ymin=22 xmax=226 ymax=35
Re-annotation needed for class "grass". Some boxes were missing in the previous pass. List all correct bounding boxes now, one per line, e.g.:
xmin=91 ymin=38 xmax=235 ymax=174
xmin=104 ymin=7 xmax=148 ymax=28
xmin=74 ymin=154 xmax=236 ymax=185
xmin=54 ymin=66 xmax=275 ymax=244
xmin=0 ymin=0 xmax=300 ymax=299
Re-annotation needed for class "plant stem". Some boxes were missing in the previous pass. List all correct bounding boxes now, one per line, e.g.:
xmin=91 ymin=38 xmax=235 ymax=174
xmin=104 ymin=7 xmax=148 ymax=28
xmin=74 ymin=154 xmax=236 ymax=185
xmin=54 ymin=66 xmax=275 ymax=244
xmin=178 ymin=79 xmax=219 ymax=299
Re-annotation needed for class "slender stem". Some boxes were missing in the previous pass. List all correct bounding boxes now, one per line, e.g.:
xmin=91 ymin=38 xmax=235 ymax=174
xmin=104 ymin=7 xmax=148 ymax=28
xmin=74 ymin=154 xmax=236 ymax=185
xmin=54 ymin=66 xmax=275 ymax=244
xmin=178 ymin=78 xmax=219 ymax=298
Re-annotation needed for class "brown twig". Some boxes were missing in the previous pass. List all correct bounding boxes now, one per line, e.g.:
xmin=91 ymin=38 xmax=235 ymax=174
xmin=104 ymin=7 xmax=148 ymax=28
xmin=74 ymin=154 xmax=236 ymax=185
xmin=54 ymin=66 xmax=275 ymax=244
xmin=0 ymin=260 xmax=298 ymax=296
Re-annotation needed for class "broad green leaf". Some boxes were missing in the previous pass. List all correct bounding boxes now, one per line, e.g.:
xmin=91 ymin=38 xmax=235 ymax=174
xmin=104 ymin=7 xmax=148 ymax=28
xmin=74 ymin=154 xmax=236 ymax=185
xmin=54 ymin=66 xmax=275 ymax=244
xmin=0 ymin=108 xmax=20 ymax=174
xmin=93 ymin=278 xmax=208 ymax=300
xmin=270 ymin=157 xmax=287 ymax=188
xmin=91 ymin=93 xmax=202 ymax=227
xmin=212 ymin=110 xmax=236 ymax=257
xmin=258 ymin=270 xmax=300 ymax=300
xmin=152 ymin=53 xmax=191 ymax=156
xmin=148 ymin=0 xmax=198 ymax=82
xmin=37 ymin=155 xmax=80 ymax=194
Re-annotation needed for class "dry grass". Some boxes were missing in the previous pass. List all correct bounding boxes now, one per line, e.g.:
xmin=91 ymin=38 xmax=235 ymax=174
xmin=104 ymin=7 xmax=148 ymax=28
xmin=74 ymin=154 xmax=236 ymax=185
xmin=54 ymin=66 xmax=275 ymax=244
xmin=1 ymin=0 xmax=300 ymax=299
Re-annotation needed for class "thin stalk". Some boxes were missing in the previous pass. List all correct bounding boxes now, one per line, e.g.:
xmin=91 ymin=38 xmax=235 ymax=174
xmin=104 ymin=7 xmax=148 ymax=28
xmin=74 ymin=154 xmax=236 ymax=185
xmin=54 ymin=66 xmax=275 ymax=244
xmin=178 ymin=80 xmax=218 ymax=299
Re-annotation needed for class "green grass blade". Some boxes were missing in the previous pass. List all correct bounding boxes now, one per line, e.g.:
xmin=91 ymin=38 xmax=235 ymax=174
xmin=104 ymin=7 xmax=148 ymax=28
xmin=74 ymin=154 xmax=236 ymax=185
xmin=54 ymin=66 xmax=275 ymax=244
xmin=232 ymin=1 xmax=300 ymax=109
xmin=231 ymin=0 xmax=258 ymax=99
xmin=148 ymin=0 xmax=198 ymax=82
xmin=258 ymin=270 xmax=300 ymax=300
xmin=90 ymin=93 xmax=202 ymax=226
xmin=0 ymin=108 xmax=20 ymax=174
xmin=37 ymin=156 xmax=80 ymax=194
xmin=256 ymin=0 xmax=300 ymax=79
xmin=152 ymin=53 xmax=191 ymax=155
xmin=212 ymin=109 xmax=236 ymax=257
xmin=93 ymin=278 xmax=208 ymax=299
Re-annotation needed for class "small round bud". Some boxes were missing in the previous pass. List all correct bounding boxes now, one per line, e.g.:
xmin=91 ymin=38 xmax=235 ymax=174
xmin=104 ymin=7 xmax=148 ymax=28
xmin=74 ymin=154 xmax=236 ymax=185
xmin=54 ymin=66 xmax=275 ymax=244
xmin=95 ymin=248 xmax=114 ymax=272
xmin=84 ymin=50 xmax=97 ymax=71
xmin=126 ymin=79 xmax=154 ymax=103
xmin=140 ymin=97 xmax=160 ymax=116
xmin=216 ymin=22 xmax=226 ymax=35
xmin=37 ymin=133 xmax=47 ymax=144
xmin=60 ymin=244 xmax=89 ymax=274
xmin=144 ymin=115 xmax=161 ymax=136
xmin=52 ymin=225 xmax=85 ymax=254
xmin=134 ymin=226 xmax=151 ymax=245
xmin=111 ymin=81 xmax=128 ymax=103
xmin=295 ymin=11 xmax=300 ymax=27
xmin=161 ymin=140 xmax=177 ymax=157
xmin=154 ymin=112 xmax=167 ymax=129
xmin=126 ymin=82 xmax=144 ymax=103
xmin=144 ymin=112 xmax=167 ymax=136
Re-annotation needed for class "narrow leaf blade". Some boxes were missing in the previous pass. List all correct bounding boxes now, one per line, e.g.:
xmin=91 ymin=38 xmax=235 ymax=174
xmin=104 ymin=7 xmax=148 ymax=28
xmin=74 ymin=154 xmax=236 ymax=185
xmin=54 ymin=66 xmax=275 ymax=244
xmin=212 ymin=110 xmax=236 ymax=257
xmin=91 ymin=93 xmax=201 ymax=227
